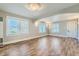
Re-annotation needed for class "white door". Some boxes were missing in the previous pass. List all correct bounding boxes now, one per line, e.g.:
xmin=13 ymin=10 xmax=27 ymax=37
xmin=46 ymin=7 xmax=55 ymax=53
xmin=0 ymin=17 xmax=3 ymax=38
xmin=66 ymin=20 xmax=77 ymax=38
xmin=78 ymin=19 xmax=79 ymax=39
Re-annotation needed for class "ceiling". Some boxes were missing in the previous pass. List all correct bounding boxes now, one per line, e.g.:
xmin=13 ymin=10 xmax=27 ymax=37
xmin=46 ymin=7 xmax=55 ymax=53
xmin=0 ymin=3 xmax=77 ymax=20
xmin=39 ymin=13 xmax=79 ymax=22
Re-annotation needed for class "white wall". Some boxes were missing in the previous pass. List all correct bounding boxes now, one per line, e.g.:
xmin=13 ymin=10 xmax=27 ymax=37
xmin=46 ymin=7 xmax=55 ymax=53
xmin=49 ymin=21 xmax=68 ymax=37
xmin=40 ymin=14 xmax=78 ymax=39
xmin=4 ymin=20 xmax=47 ymax=44
xmin=1 ymin=10 xmax=79 ymax=45
xmin=49 ymin=20 xmax=78 ymax=39
xmin=0 ymin=11 xmax=47 ymax=45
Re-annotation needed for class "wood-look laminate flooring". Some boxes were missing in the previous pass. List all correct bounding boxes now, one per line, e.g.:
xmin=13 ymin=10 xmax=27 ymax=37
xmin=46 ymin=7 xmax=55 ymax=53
xmin=0 ymin=36 xmax=79 ymax=56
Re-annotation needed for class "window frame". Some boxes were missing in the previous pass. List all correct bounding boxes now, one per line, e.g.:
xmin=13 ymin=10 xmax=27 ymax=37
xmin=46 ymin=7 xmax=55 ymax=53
xmin=38 ymin=22 xmax=46 ymax=33
xmin=51 ymin=23 xmax=59 ymax=33
xmin=6 ymin=16 xmax=29 ymax=36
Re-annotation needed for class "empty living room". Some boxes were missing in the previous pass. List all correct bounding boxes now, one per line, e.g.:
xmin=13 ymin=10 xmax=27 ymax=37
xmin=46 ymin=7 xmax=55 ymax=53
xmin=0 ymin=3 xmax=79 ymax=56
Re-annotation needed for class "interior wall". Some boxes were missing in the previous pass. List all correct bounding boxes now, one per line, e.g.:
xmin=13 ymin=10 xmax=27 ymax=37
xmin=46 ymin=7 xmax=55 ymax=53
xmin=49 ymin=21 xmax=67 ymax=37
xmin=50 ymin=21 xmax=66 ymax=36
xmin=49 ymin=19 xmax=78 ymax=38
xmin=0 ymin=10 xmax=78 ymax=44
xmin=0 ymin=11 xmax=47 ymax=45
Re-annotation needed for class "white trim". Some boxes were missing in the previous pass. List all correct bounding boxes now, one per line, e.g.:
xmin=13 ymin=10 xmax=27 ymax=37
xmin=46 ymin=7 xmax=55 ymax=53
xmin=48 ymin=34 xmax=69 ymax=37
xmin=48 ymin=34 xmax=78 ymax=39
xmin=3 ymin=34 xmax=48 ymax=45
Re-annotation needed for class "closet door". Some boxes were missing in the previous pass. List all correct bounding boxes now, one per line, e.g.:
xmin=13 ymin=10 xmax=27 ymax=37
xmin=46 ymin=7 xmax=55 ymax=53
xmin=66 ymin=20 xmax=77 ymax=38
xmin=78 ymin=19 xmax=79 ymax=39
xmin=0 ymin=17 xmax=3 ymax=46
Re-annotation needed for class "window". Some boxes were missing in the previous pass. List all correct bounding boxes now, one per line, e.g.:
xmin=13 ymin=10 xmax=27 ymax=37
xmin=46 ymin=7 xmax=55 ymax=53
xmin=6 ymin=16 xmax=19 ymax=36
xmin=6 ymin=16 xmax=29 ymax=36
xmin=52 ymin=23 xmax=59 ymax=33
xmin=20 ymin=20 xmax=29 ymax=34
xmin=39 ymin=22 xmax=46 ymax=33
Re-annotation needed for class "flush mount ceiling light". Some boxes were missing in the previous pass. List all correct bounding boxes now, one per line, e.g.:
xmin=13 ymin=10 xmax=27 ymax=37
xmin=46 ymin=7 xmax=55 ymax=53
xmin=25 ymin=3 xmax=44 ymax=11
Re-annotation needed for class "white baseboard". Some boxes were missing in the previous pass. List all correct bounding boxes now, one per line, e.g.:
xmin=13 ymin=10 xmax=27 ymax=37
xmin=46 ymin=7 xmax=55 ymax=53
xmin=3 ymin=34 xmax=48 ymax=45
xmin=48 ymin=34 xmax=78 ymax=39
xmin=48 ymin=34 xmax=69 ymax=37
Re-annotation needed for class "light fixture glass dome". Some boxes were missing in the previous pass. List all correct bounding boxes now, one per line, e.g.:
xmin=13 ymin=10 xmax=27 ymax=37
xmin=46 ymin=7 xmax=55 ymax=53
xmin=25 ymin=3 xmax=44 ymax=11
